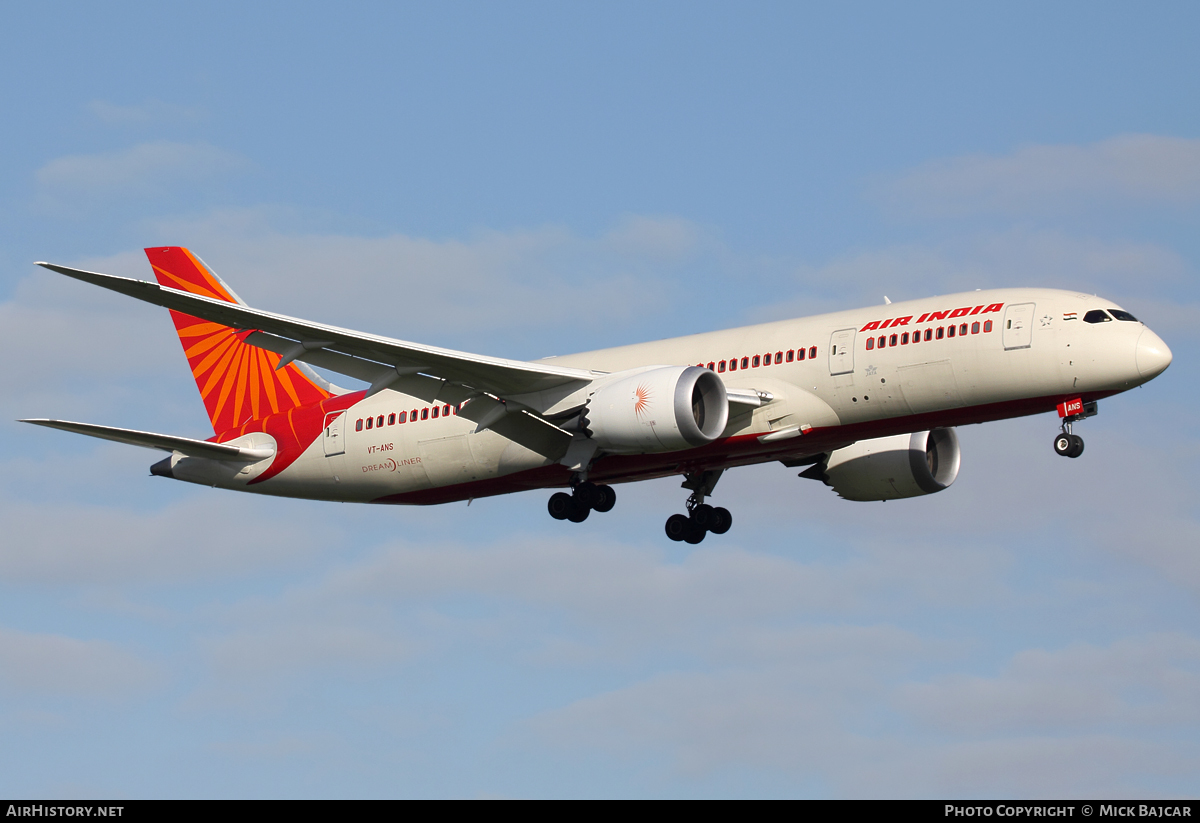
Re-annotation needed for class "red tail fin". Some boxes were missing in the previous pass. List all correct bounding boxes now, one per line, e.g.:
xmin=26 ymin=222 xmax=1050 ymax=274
xmin=145 ymin=247 xmax=331 ymax=434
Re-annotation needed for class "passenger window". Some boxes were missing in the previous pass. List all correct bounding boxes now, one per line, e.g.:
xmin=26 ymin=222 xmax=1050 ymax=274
xmin=948 ymin=325 xmax=956 ymax=338
xmin=889 ymin=334 xmax=898 ymax=347
xmin=808 ymin=346 xmax=816 ymax=359
xmin=356 ymin=419 xmax=363 ymax=432
xmin=377 ymin=415 xmax=384 ymax=427
xmin=786 ymin=350 xmax=794 ymax=362
xmin=388 ymin=413 xmax=396 ymax=425
xmin=775 ymin=352 xmax=782 ymax=364
xmin=707 ymin=362 xmax=715 ymax=371
xmin=959 ymin=323 xmax=968 ymax=336
xmin=1083 ymin=310 xmax=1112 ymax=324
xmin=411 ymin=409 xmax=418 ymax=420
xmin=901 ymin=332 xmax=909 ymax=345
xmin=866 ymin=338 xmax=875 ymax=350
xmin=971 ymin=322 xmax=980 ymax=334
xmin=421 ymin=408 xmax=429 ymax=420
xmin=798 ymin=348 xmax=806 ymax=361
xmin=729 ymin=359 xmax=737 ymax=371
xmin=752 ymin=355 xmax=760 ymax=367
xmin=741 ymin=357 xmax=749 ymax=369
xmin=937 ymin=327 xmax=944 ymax=339
xmin=366 ymin=417 xmax=373 ymax=430
xmin=924 ymin=329 xmax=932 ymax=341
xmin=399 ymin=411 xmax=407 ymax=423
xmin=432 ymin=407 xmax=439 ymax=418
xmin=878 ymin=336 xmax=886 ymax=348
xmin=718 ymin=360 xmax=726 ymax=373
xmin=1109 ymin=309 xmax=1138 ymax=322
xmin=983 ymin=320 xmax=992 ymax=333
xmin=444 ymin=405 xmax=451 ymax=415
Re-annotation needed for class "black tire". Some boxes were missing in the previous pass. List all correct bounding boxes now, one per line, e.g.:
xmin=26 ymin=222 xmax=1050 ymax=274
xmin=1053 ymin=434 xmax=1072 ymax=456
xmin=683 ymin=523 xmax=706 ymax=544
xmin=548 ymin=492 xmax=574 ymax=520
xmin=709 ymin=507 xmax=733 ymax=535
xmin=566 ymin=499 xmax=590 ymax=522
xmin=665 ymin=514 xmax=691 ymax=542
xmin=574 ymin=481 xmax=601 ymax=509
xmin=691 ymin=504 xmax=717 ymax=530
xmin=1067 ymin=434 xmax=1085 ymax=458
xmin=593 ymin=484 xmax=617 ymax=513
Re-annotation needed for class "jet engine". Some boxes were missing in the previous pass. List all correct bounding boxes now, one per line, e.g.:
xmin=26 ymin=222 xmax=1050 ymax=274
xmin=581 ymin=365 xmax=728 ymax=454
xmin=801 ymin=428 xmax=960 ymax=501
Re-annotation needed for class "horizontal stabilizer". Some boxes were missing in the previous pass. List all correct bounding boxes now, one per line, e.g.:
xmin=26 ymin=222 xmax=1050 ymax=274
xmin=19 ymin=419 xmax=274 ymax=462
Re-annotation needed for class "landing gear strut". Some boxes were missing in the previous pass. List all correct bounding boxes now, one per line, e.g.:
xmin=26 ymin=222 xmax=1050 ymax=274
xmin=665 ymin=470 xmax=732 ymax=544
xmin=548 ymin=480 xmax=616 ymax=523
xmin=1053 ymin=400 xmax=1097 ymax=459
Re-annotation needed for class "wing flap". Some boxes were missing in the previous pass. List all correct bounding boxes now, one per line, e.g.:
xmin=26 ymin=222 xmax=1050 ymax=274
xmin=20 ymin=419 xmax=273 ymax=462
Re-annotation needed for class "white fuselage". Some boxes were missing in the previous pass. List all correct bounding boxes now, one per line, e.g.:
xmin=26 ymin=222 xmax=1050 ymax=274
xmin=175 ymin=288 xmax=1170 ymax=504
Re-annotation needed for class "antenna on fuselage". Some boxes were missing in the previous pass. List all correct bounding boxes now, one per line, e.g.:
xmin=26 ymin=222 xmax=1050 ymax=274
xmin=884 ymin=296 xmax=892 ymax=304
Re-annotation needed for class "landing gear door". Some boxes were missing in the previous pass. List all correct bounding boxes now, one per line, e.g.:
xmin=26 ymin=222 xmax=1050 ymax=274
xmin=323 ymin=411 xmax=346 ymax=457
xmin=829 ymin=328 xmax=857 ymax=375
xmin=1002 ymin=303 xmax=1035 ymax=350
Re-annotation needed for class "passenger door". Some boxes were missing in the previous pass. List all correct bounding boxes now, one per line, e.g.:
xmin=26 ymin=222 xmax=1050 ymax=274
xmin=828 ymin=328 xmax=857 ymax=375
xmin=1002 ymin=303 xmax=1035 ymax=350
xmin=323 ymin=411 xmax=346 ymax=456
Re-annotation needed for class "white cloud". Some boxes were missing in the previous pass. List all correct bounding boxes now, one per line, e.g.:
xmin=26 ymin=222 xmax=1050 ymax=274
xmin=877 ymin=134 xmax=1200 ymax=217
xmin=0 ymin=627 xmax=159 ymax=697
xmin=757 ymin=228 xmax=1194 ymax=336
xmin=35 ymin=141 xmax=248 ymax=207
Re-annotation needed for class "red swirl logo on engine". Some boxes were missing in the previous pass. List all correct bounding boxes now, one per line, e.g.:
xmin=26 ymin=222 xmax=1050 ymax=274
xmin=634 ymin=384 xmax=651 ymax=418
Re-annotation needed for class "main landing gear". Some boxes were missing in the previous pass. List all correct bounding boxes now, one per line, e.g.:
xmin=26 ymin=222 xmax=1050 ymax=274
xmin=1053 ymin=400 xmax=1098 ymax=459
xmin=548 ymin=481 xmax=616 ymax=523
xmin=665 ymin=470 xmax=732 ymax=544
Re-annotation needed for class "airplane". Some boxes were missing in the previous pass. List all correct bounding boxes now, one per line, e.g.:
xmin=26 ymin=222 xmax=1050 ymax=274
xmin=23 ymin=247 xmax=1173 ymax=543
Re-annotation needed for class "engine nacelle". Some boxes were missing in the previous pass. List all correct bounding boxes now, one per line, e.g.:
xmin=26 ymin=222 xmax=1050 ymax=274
xmin=806 ymin=428 xmax=960 ymax=501
xmin=583 ymin=365 xmax=728 ymax=454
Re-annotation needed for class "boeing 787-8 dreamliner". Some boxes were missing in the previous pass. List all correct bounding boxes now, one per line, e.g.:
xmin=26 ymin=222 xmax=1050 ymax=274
xmin=24 ymin=247 xmax=1172 ymax=543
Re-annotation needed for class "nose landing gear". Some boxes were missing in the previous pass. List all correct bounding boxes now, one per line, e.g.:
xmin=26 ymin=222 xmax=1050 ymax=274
xmin=665 ymin=470 xmax=732 ymax=544
xmin=1053 ymin=400 xmax=1097 ymax=459
xmin=1053 ymin=431 xmax=1085 ymax=458
xmin=548 ymin=481 xmax=616 ymax=523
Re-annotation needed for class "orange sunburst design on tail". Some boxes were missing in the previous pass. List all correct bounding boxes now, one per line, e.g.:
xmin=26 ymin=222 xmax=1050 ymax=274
xmin=634 ymin=383 xmax=651 ymax=417
xmin=146 ymin=247 xmax=331 ymax=435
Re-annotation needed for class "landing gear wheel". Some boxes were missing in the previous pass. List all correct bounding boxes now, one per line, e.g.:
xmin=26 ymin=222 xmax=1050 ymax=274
xmin=709 ymin=507 xmax=732 ymax=535
xmin=683 ymin=523 xmax=706 ymax=544
xmin=548 ymin=492 xmax=574 ymax=520
xmin=665 ymin=514 xmax=691 ymax=542
xmin=1067 ymin=434 xmax=1084 ymax=458
xmin=691 ymin=504 xmax=717 ymax=530
xmin=1053 ymin=434 xmax=1073 ymax=457
xmin=593 ymin=484 xmax=617 ymax=513
xmin=566 ymin=500 xmax=590 ymax=522
xmin=574 ymin=481 xmax=602 ymax=509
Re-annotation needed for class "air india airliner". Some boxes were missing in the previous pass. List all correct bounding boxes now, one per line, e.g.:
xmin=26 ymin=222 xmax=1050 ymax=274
xmin=24 ymin=247 xmax=1172 ymax=543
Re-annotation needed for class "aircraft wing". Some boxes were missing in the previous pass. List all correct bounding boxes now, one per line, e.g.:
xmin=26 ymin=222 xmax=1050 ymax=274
xmin=35 ymin=262 xmax=596 ymax=400
xmin=20 ymin=419 xmax=274 ymax=461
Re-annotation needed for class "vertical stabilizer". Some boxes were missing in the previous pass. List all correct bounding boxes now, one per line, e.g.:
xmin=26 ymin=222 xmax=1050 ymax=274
xmin=145 ymin=247 xmax=332 ymax=434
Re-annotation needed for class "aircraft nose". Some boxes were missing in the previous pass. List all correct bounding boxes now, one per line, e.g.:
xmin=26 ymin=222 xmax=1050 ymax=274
xmin=1136 ymin=327 xmax=1172 ymax=378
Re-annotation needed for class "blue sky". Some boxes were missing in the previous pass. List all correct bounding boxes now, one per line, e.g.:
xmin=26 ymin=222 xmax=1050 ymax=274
xmin=2 ymin=2 xmax=1199 ymax=798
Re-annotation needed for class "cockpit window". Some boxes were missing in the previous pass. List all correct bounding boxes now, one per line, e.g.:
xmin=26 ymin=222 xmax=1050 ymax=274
xmin=1083 ymin=310 xmax=1113 ymax=324
xmin=1109 ymin=309 xmax=1139 ymax=322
